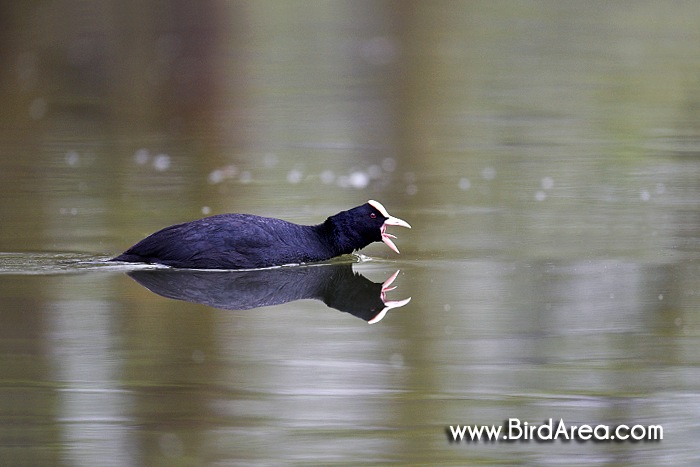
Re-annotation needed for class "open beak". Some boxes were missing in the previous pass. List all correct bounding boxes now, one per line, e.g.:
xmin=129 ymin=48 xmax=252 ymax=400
xmin=381 ymin=216 xmax=411 ymax=254
xmin=368 ymin=199 xmax=411 ymax=254
xmin=368 ymin=270 xmax=412 ymax=324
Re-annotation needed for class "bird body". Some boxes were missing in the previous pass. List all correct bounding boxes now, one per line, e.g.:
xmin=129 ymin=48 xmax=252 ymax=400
xmin=112 ymin=200 xmax=410 ymax=269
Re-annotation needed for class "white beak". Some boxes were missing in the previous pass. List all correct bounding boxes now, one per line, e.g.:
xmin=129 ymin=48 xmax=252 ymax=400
xmin=368 ymin=270 xmax=412 ymax=324
xmin=368 ymin=200 xmax=411 ymax=254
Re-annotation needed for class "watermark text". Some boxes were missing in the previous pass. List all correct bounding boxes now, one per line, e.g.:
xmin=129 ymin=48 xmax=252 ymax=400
xmin=447 ymin=418 xmax=663 ymax=443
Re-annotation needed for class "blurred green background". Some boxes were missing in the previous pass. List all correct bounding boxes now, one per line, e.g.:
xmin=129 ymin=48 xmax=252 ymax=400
xmin=2 ymin=1 xmax=700 ymax=465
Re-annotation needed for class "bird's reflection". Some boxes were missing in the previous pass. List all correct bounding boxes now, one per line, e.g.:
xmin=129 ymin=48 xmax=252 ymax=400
xmin=127 ymin=263 xmax=411 ymax=323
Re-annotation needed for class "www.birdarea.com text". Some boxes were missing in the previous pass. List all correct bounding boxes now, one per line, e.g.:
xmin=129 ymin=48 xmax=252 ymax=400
xmin=447 ymin=418 xmax=662 ymax=442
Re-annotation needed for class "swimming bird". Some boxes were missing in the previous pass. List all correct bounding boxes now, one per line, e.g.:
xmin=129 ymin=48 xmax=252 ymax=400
xmin=111 ymin=200 xmax=411 ymax=269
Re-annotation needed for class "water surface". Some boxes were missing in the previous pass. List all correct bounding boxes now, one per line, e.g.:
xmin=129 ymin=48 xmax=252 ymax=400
xmin=2 ymin=2 xmax=700 ymax=465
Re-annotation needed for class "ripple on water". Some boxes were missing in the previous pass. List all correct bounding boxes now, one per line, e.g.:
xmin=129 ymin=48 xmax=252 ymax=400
xmin=0 ymin=252 xmax=157 ymax=275
xmin=0 ymin=252 xmax=386 ymax=275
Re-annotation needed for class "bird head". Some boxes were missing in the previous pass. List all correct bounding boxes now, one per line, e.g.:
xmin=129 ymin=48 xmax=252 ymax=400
xmin=327 ymin=200 xmax=411 ymax=254
xmin=366 ymin=199 xmax=411 ymax=254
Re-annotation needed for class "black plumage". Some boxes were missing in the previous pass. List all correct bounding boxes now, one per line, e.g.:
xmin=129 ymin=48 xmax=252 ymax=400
xmin=111 ymin=200 xmax=410 ymax=269
xmin=127 ymin=264 xmax=411 ymax=322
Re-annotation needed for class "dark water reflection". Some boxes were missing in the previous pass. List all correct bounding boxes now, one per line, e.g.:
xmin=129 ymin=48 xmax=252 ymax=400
xmin=128 ymin=262 xmax=411 ymax=323
xmin=2 ymin=1 xmax=700 ymax=465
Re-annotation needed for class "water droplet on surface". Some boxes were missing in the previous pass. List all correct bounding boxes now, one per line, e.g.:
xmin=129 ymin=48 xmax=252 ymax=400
xmin=481 ymin=166 xmax=496 ymax=181
xmin=541 ymin=176 xmax=554 ymax=190
xmin=349 ymin=171 xmax=369 ymax=189
xmin=287 ymin=168 xmax=303 ymax=184
xmin=152 ymin=153 xmax=171 ymax=171
xmin=133 ymin=148 xmax=150 ymax=165
xmin=458 ymin=178 xmax=471 ymax=191
xmin=208 ymin=169 xmax=224 ymax=184
xmin=65 ymin=151 xmax=80 ymax=167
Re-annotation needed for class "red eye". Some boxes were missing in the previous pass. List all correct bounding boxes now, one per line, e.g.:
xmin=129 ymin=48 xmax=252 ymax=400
xmin=370 ymin=213 xmax=376 ymax=219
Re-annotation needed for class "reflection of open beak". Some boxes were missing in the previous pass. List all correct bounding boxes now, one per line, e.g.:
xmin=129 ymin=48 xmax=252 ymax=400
xmin=368 ymin=270 xmax=411 ymax=324
xmin=381 ymin=216 xmax=411 ymax=254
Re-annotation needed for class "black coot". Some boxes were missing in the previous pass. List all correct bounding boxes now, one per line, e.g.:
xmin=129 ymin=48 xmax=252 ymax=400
xmin=111 ymin=200 xmax=411 ymax=269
